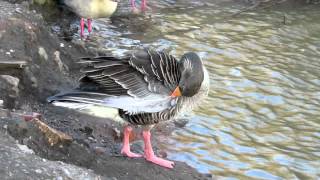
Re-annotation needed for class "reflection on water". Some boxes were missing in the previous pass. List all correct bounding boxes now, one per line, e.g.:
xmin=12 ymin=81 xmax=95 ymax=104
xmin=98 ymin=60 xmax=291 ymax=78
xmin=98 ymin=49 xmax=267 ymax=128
xmin=76 ymin=1 xmax=320 ymax=179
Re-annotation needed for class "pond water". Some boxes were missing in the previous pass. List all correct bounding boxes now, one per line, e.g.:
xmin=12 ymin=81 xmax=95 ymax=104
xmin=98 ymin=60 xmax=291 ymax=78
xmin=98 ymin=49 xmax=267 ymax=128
xmin=69 ymin=1 xmax=320 ymax=179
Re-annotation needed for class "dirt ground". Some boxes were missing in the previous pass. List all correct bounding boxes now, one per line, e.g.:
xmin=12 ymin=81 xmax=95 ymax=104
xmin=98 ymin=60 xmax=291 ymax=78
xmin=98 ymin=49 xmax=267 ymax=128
xmin=0 ymin=0 xmax=210 ymax=179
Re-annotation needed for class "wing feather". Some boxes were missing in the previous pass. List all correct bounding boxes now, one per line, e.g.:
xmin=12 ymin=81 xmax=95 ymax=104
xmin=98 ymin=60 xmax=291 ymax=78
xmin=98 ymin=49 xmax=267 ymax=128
xmin=50 ymin=49 xmax=182 ymax=114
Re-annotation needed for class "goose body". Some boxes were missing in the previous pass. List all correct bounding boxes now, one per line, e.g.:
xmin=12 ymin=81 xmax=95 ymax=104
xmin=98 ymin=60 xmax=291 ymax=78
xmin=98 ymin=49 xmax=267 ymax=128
xmin=64 ymin=0 xmax=118 ymax=19
xmin=60 ymin=0 xmax=118 ymax=38
xmin=48 ymin=49 xmax=210 ymax=168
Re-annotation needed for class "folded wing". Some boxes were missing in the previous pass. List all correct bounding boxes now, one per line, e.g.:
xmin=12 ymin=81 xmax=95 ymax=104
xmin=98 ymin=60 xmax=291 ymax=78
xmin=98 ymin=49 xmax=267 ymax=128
xmin=48 ymin=49 xmax=181 ymax=114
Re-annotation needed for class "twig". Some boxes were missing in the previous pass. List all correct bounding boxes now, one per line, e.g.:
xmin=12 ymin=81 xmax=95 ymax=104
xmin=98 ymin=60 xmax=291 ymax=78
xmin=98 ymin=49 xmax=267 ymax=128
xmin=0 ymin=109 xmax=73 ymax=146
xmin=0 ymin=61 xmax=27 ymax=69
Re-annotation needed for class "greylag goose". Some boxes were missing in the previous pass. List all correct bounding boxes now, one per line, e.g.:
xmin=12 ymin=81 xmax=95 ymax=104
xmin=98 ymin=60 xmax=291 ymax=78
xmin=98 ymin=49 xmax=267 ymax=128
xmin=47 ymin=49 xmax=210 ymax=168
xmin=59 ymin=0 xmax=118 ymax=38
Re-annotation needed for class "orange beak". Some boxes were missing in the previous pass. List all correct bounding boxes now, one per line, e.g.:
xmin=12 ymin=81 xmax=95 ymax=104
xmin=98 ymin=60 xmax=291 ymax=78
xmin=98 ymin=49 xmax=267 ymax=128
xmin=170 ymin=86 xmax=182 ymax=97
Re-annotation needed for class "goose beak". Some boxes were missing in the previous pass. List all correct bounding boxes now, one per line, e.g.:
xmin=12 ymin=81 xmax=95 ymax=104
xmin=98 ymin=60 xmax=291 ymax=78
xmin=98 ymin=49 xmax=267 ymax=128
xmin=170 ymin=86 xmax=181 ymax=97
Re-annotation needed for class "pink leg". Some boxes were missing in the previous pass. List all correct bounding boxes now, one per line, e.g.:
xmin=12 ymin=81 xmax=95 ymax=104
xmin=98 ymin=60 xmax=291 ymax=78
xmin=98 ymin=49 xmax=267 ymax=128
xmin=130 ymin=0 xmax=136 ymax=9
xmin=23 ymin=112 xmax=41 ymax=122
xmin=130 ymin=0 xmax=137 ymax=11
xmin=87 ymin=19 xmax=92 ymax=34
xmin=143 ymin=130 xmax=174 ymax=168
xmin=80 ymin=18 xmax=85 ymax=38
xmin=130 ymin=0 xmax=140 ymax=13
xmin=141 ymin=0 xmax=147 ymax=11
xmin=121 ymin=126 xmax=142 ymax=158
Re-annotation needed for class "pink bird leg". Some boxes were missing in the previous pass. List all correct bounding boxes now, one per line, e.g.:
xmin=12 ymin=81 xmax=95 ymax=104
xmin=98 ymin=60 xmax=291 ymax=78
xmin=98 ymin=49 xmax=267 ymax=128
xmin=130 ymin=0 xmax=136 ymax=9
xmin=130 ymin=0 xmax=147 ymax=12
xmin=121 ymin=126 xmax=142 ymax=158
xmin=130 ymin=0 xmax=139 ymax=13
xmin=80 ymin=18 xmax=85 ymax=38
xmin=143 ymin=130 xmax=175 ymax=168
xmin=141 ymin=0 xmax=147 ymax=11
xmin=23 ymin=112 xmax=42 ymax=122
xmin=87 ymin=19 xmax=92 ymax=34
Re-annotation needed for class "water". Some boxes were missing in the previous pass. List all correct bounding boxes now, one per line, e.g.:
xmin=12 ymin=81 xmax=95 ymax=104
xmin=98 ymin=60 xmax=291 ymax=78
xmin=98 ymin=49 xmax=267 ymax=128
xmin=72 ymin=1 xmax=320 ymax=179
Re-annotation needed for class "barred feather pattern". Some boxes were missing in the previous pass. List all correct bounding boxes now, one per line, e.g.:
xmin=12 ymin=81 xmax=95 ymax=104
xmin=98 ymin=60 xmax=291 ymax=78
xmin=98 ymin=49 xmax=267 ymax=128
xmin=120 ymin=68 xmax=210 ymax=125
xmin=79 ymin=49 xmax=180 ymax=98
xmin=129 ymin=49 xmax=181 ymax=93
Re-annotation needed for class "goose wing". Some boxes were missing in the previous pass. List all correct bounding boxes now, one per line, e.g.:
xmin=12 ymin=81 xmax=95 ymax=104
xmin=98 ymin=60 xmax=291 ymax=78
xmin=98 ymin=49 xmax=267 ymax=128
xmin=48 ymin=49 xmax=181 ymax=113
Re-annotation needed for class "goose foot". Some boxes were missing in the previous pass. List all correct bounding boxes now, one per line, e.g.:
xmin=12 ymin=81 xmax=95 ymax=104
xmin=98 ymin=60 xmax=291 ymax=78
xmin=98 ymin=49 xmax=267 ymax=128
xmin=143 ymin=130 xmax=175 ymax=169
xmin=121 ymin=126 xmax=142 ymax=158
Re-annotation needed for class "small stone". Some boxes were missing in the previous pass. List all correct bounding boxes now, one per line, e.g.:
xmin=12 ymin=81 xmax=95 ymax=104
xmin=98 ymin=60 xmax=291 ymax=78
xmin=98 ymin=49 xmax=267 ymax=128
xmin=15 ymin=8 xmax=22 ymax=14
xmin=0 ymin=75 xmax=20 ymax=108
xmin=56 ymin=176 xmax=63 ymax=180
xmin=22 ymin=138 xmax=29 ymax=145
xmin=24 ymin=67 xmax=38 ymax=88
xmin=38 ymin=47 xmax=48 ymax=61
xmin=204 ymin=173 xmax=212 ymax=178
xmin=54 ymin=51 xmax=68 ymax=72
xmin=60 ymin=43 xmax=64 ymax=48
xmin=16 ymin=144 xmax=34 ymax=154
xmin=9 ymin=49 xmax=14 ymax=53
xmin=112 ymin=127 xmax=121 ymax=140
xmin=174 ymin=118 xmax=189 ymax=128
xmin=93 ymin=146 xmax=105 ymax=155
xmin=158 ymin=150 xmax=167 ymax=158
xmin=5 ymin=52 xmax=10 ymax=55
xmin=0 ymin=75 xmax=19 ymax=88
xmin=88 ymin=137 xmax=96 ymax=142
xmin=62 ymin=169 xmax=71 ymax=177
xmin=35 ymin=169 xmax=42 ymax=174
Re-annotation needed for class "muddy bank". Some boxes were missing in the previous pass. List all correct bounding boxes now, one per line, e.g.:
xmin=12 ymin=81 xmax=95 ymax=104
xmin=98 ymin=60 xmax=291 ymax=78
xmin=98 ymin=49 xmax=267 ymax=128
xmin=0 ymin=1 xmax=209 ymax=179
xmin=0 ymin=108 xmax=208 ymax=180
xmin=0 ymin=122 xmax=102 ymax=179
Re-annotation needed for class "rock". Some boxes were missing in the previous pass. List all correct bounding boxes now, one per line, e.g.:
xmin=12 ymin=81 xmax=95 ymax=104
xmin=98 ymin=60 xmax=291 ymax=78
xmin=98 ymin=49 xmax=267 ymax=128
xmin=23 ymin=67 xmax=38 ymax=89
xmin=79 ymin=126 xmax=93 ymax=136
xmin=0 ymin=75 xmax=20 ymax=95
xmin=0 ymin=0 xmax=85 ymax=106
xmin=93 ymin=146 xmax=106 ymax=155
xmin=158 ymin=150 xmax=168 ymax=158
xmin=173 ymin=118 xmax=189 ymax=128
xmin=112 ymin=127 xmax=121 ymax=140
xmin=0 ymin=75 xmax=20 ymax=109
xmin=38 ymin=46 xmax=48 ymax=61
xmin=16 ymin=144 xmax=34 ymax=154
xmin=54 ymin=51 xmax=69 ymax=72
xmin=7 ymin=117 xmax=29 ymax=139
xmin=0 ymin=128 xmax=103 ymax=179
